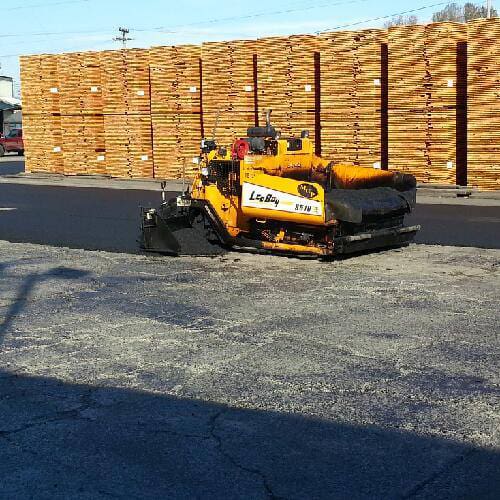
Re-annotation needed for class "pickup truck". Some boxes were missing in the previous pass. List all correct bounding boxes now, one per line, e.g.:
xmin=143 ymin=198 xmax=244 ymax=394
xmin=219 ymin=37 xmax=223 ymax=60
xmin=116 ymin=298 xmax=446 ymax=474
xmin=0 ymin=129 xmax=24 ymax=156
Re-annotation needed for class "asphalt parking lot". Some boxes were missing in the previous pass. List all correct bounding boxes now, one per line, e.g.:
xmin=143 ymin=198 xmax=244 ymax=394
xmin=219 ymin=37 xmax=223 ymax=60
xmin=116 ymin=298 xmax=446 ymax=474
xmin=1 ymin=157 xmax=500 ymax=252
xmin=0 ymin=241 xmax=499 ymax=499
xmin=0 ymin=154 xmax=24 ymax=175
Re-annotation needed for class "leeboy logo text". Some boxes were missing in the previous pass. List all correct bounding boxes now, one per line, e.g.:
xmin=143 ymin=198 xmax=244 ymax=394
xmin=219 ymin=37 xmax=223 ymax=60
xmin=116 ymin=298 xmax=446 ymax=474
xmin=249 ymin=191 xmax=280 ymax=207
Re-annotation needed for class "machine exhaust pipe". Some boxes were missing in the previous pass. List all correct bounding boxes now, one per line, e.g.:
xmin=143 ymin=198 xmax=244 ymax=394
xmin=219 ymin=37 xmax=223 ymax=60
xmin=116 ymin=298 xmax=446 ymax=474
xmin=266 ymin=109 xmax=272 ymax=128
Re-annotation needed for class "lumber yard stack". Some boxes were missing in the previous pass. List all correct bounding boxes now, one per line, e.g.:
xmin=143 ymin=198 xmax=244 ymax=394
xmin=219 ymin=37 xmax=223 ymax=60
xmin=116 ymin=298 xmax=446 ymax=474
xmin=467 ymin=18 xmax=500 ymax=190
xmin=424 ymin=23 xmax=468 ymax=185
xmin=320 ymin=29 xmax=385 ymax=168
xmin=202 ymin=40 xmax=256 ymax=147
xmin=20 ymin=19 xmax=500 ymax=190
xmin=256 ymin=35 xmax=320 ymax=145
xmin=21 ymin=49 xmax=154 ymax=178
xmin=388 ymin=25 xmax=429 ymax=181
xmin=20 ymin=54 xmax=64 ymax=175
xmin=149 ymin=44 xmax=201 ymax=179
xmin=388 ymin=22 xmax=467 ymax=184
xmin=59 ymin=51 xmax=106 ymax=177
xmin=101 ymin=49 xmax=153 ymax=179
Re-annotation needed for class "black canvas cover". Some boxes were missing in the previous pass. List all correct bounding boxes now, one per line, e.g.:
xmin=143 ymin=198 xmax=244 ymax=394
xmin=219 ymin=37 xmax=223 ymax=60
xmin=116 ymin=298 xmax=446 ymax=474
xmin=325 ymin=187 xmax=415 ymax=224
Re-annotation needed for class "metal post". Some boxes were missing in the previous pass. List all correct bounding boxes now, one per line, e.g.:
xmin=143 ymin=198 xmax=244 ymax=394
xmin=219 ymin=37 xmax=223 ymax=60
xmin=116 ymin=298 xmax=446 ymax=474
xmin=487 ymin=0 xmax=492 ymax=18
xmin=113 ymin=27 xmax=132 ymax=49
xmin=182 ymin=158 xmax=186 ymax=193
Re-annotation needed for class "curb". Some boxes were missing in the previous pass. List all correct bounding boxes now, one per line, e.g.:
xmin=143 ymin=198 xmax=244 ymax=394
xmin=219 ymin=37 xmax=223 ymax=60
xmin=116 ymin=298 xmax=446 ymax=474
xmin=417 ymin=185 xmax=500 ymax=200
xmin=2 ymin=173 xmax=500 ymax=201
xmin=0 ymin=173 xmax=184 ymax=192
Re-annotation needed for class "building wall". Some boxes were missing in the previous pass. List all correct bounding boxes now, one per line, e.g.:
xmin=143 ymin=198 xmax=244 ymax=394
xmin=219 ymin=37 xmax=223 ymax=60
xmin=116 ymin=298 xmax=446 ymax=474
xmin=0 ymin=77 xmax=14 ymax=99
xmin=3 ymin=109 xmax=22 ymax=135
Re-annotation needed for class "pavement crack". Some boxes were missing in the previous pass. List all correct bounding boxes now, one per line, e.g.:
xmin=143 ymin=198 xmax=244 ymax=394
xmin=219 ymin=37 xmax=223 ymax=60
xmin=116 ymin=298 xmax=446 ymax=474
xmin=0 ymin=388 xmax=100 ymax=439
xmin=209 ymin=409 xmax=285 ymax=500
xmin=155 ymin=429 xmax=212 ymax=441
xmin=403 ymin=448 xmax=477 ymax=498
xmin=95 ymin=489 xmax=122 ymax=499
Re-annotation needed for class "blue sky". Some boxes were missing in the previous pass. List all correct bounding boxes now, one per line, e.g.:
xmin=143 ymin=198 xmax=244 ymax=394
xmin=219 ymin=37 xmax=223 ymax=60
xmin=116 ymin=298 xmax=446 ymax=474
xmin=0 ymin=0 xmax=469 ymax=94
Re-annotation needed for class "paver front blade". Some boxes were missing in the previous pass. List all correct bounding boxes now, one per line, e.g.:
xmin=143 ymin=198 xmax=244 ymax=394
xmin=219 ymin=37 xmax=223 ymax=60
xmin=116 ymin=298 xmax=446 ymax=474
xmin=140 ymin=204 xmax=225 ymax=256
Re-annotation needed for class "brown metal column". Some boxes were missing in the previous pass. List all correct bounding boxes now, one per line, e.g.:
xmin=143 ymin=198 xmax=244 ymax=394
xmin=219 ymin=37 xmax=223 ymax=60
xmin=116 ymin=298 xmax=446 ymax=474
xmin=148 ymin=64 xmax=156 ymax=179
xmin=199 ymin=58 xmax=205 ymax=138
xmin=456 ymin=41 xmax=468 ymax=186
xmin=381 ymin=43 xmax=389 ymax=171
xmin=314 ymin=51 xmax=321 ymax=157
xmin=253 ymin=54 xmax=259 ymax=127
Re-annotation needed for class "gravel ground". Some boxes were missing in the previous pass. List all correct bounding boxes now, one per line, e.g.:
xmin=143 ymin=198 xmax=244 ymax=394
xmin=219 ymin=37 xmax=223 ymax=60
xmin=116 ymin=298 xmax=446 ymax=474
xmin=0 ymin=241 xmax=499 ymax=499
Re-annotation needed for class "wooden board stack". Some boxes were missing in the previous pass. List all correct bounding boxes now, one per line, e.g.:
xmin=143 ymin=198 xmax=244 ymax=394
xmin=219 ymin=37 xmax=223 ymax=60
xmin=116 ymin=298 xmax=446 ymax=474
xmin=20 ymin=54 xmax=64 ymax=174
xmin=256 ymin=36 xmax=291 ymax=135
xmin=101 ymin=49 xmax=153 ymax=178
xmin=18 ymin=23 xmax=500 ymax=189
xmin=388 ymin=25 xmax=430 ymax=182
xmin=58 ymin=51 xmax=107 ymax=176
xmin=150 ymin=44 xmax=202 ymax=179
xmin=20 ymin=55 xmax=44 ymax=173
xmin=354 ymin=29 xmax=387 ymax=169
xmin=467 ymin=18 xmax=500 ymax=190
xmin=256 ymin=35 xmax=319 ymax=144
xmin=424 ymin=22 xmax=467 ymax=185
xmin=320 ymin=29 xmax=385 ymax=167
xmin=288 ymin=35 xmax=321 ymax=143
xmin=388 ymin=23 xmax=467 ymax=184
xmin=320 ymin=31 xmax=359 ymax=164
xmin=201 ymin=40 xmax=256 ymax=147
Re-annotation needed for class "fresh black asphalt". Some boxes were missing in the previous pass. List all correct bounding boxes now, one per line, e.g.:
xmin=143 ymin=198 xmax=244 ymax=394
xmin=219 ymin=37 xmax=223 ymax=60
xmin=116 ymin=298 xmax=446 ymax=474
xmin=0 ymin=160 xmax=499 ymax=253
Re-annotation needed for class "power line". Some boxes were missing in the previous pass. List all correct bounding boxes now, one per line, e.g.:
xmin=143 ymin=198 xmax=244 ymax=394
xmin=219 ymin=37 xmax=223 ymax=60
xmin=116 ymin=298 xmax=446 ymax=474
xmin=0 ymin=0 xmax=471 ymax=59
xmin=317 ymin=1 xmax=459 ymax=32
xmin=0 ymin=27 xmax=115 ymax=39
xmin=3 ymin=0 xmax=91 ymax=11
xmin=134 ymin=0 xmax=370 ymax=33
xmin=0 ymin=0 xmax=369 ymax=40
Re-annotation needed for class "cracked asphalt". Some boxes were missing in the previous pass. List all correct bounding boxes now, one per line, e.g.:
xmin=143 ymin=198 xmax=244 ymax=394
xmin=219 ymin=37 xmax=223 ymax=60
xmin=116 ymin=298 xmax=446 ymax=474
xmin=0 ymin=241 xmax=499 ymax=499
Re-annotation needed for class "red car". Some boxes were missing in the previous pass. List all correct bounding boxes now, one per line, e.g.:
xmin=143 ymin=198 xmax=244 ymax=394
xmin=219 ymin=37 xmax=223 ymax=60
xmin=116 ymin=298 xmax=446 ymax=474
xmin=0 ymin=129 xmax=24 ymax=156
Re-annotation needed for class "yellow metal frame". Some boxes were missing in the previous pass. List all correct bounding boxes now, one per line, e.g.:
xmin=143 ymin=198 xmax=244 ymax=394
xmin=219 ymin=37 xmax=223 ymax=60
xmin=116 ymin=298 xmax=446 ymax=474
xmin=188 ymin=134 xmax=402 ymax=254
xmin=190 ymin=137 xmax=330 ymax=240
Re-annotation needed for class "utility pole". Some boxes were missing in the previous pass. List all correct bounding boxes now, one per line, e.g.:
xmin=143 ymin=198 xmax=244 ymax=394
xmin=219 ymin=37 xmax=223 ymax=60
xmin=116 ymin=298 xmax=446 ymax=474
xmin=487 ymin=0 xmax=492 ymax=18
xmin=113 ymin=27 xmax=133 ymax=49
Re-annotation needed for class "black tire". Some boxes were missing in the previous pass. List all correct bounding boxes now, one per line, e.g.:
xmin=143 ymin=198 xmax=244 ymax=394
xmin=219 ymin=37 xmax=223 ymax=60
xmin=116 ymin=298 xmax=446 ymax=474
xmin=0 ymin=145 xmax=4 ymax=157
xmin=17 ymin=150 xmax=24 ymax=156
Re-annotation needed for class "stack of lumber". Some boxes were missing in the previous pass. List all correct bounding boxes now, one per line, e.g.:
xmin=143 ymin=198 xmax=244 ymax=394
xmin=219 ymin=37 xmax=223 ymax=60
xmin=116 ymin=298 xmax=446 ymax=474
xmin=321 ymin=29 xmax=385 ymax=167
xmin=355 ymin=29 xmax=387 ymax=168
xmin=256 ymin=36 xmax=293 ymax=136
xmin=20 ymin=55 xmax=44 ymax=173
xmin=388 ymin=23 xmax=467 ymax=184
xmin=21 ymin=114 xmax=64 ymax=174
xmin=58 ymin=51 xmax=106 ymax=176
xmin=286 ymin=35 xmax=319 ymax=143
xmin=17 ymin=23 xmax=500 ymax=189
xmin=19 ymin=55 xmax=43 ymax=115
xmin=20 ymin=54 xmax=64 ymax=174
xmin=467 ymin=18 xmax=500 ymax=190
xmin=256 ymin=35 xmax=319 ymax=144
xmin=101 ymin=49 xmax=153 ymax=178
xmin=201 ymin=40 xmax=256 ymax=147
xmin=59 ymin=51 xmax=104 ymax=116
xmin=150 ymin=44 xmax=201 ymax=179
xmin=424 ymin=22 xmax=467 ymax=184
xmin=387 ymin=25 xmax=430 ymax=181
xmin=320 ymin=31 xmax=359 ymax=164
